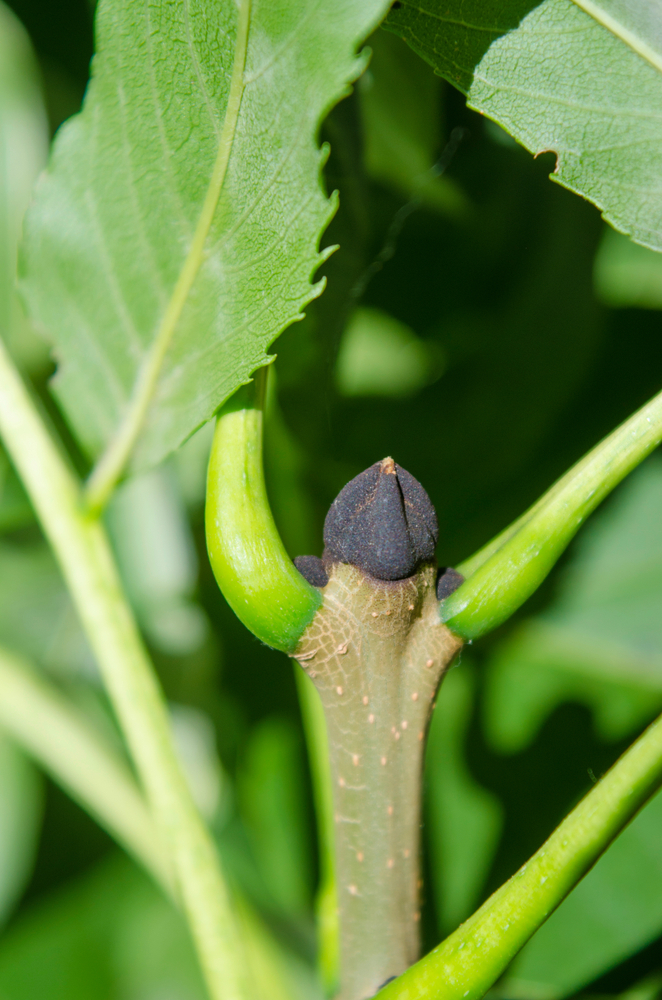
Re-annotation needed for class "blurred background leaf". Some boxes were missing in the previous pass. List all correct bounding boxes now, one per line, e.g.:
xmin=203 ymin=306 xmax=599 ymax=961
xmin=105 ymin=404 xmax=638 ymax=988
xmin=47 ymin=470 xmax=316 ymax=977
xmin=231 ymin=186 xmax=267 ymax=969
xmin=426 ymin=662 xmax=503 ymax=935
xmin=482 ymin=457 xmax=662 ymax=997
xmin=237 ymin=717 xmax=313 ymax=921
xmin=594 ymin=229 xmax=662 ymax=310
xmin=0 ymin=541 xmax=95 ymax=679
xmin=0 ymin=0 xmax=49 ymax=374
xmin=358 ymin=27 xmax=467 ymax=217
xmin=502 ymin=787 xmax=662 ymax=999
xmin=0 ymin=855 xmax=319 ymax=1000
xmin=335 ymin=306 xmax=444 ymax=399
xmin=107 ymin=466 xmax=210 ymax=658
xmin=0 ymin=738 xmax=42 ymax=928
xmin=485 ymin=458 xmax=662 ymax=754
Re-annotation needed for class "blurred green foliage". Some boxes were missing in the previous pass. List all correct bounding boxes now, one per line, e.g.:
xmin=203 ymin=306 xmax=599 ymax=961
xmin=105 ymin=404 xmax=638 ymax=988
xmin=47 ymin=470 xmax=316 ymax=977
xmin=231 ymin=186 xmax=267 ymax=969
xmin=2 ymin=3 xmax=662 ymax=999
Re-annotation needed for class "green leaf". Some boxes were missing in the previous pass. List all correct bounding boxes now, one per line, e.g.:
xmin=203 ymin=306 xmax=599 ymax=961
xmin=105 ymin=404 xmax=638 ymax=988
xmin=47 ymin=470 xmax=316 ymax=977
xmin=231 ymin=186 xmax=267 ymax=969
xmin=358 ymin=29 xmax=466 ymax=216
xmin=21 ymin=0 xmax=391 ymax=505
xmin=237 ymin=716 xmax=313 ymax=918
xmin=107 ymin=466 xmax=209 ymax=656
xmin=485 ymin=629 xmax=662 ymax=754
xmin=426 ymin=664 xmax=502 ymax=934
xmin=335 ymin=307 xmax=444 ymax=398
xmin=594 ymin=226 xmax=662 ymax=309
xmin=481 ymin=460 xmax=662 ymax=998
xmin=484 ymin=458 xmax=662 ymax=753
xmin=0 ymin=542 xmax=94 ymax=677
xmin=385 ymin=0 xmax=662 ymax=251
xmin=0 ymin=448 xmax=32 ymax=532
xmin=443 ymin=385 xmax=662 ymax=640
xmin=0 ymin=736 xmax=42 ymax=925
xmin=0 ymin=855 xmax=319 ymax=1000
xmin=0 ymin=0 xmax=49 ymax=373
xmin=504 ymin=789 xmax=662 ymax=999
xmin=0 ymin=856 xmax=205 ymax=1000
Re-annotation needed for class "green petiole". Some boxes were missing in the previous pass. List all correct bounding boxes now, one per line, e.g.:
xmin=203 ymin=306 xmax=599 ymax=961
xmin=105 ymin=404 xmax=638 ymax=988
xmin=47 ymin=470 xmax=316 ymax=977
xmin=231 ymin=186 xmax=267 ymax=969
xmin=441 ymin=385 xmax=662 ymax=640
xmin=205 ymin=368 xmax=322 ymax=654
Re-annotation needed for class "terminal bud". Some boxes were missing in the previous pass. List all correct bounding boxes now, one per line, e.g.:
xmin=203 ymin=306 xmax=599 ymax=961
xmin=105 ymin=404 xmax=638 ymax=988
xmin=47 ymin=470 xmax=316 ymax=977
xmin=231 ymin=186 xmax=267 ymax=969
xmin=322 ymin=457 xmax=438 ymax=581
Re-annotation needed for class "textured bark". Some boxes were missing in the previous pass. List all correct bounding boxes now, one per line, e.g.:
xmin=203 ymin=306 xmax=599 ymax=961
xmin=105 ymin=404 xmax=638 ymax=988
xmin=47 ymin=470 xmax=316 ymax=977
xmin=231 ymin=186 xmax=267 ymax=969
xmin=294 ymin=561 xmax=463 ymax=1000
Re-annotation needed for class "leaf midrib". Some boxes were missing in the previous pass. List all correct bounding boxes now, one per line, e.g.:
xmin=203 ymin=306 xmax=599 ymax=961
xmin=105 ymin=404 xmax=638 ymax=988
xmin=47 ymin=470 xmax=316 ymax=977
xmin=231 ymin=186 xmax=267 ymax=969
xmin=571 ymin=0 xmax=662 ymax=75
xmin=84 ymin=0 xmax=252 ymax=512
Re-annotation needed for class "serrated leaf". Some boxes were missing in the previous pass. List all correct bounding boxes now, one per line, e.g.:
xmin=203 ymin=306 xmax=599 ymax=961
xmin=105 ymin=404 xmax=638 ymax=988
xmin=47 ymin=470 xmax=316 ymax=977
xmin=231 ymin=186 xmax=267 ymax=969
xmin=21 ymin=0 xmax=390 ymax=495
xmin=385 ymin=0 xmax=662 ymax=251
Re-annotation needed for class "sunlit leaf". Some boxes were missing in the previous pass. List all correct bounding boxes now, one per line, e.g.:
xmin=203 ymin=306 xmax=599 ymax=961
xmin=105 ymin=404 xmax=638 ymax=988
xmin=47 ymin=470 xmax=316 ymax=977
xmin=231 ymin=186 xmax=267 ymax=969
xmin=386 ymin=0 xmax=662 ymax=251
xmin=21 ymin=0 xmax=390 ymax=491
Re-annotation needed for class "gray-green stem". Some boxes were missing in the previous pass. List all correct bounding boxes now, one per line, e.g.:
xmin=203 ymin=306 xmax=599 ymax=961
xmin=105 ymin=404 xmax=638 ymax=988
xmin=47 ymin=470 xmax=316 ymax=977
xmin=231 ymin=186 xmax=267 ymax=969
xmin=294 ymin=561 xmax=463 ymax=1000
xmin=0 ymin=336 xmax=247 ymax=1000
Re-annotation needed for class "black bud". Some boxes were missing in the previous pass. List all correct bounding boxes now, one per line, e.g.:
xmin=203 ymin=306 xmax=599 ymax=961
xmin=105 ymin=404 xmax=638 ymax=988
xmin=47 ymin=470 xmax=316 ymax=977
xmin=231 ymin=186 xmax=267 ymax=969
xmin=294 ymin=555 xmax=329 ymax=588
xmin=436 ymin=567 xmax=464 ymax=601
xmin=323 ymin=457 xmax=438 ymax=581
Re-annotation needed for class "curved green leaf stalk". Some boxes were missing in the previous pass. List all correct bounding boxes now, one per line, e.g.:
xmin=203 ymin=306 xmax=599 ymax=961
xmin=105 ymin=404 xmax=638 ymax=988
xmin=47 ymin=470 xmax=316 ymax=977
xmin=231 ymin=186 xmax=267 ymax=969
xmin=441 ymin=385 xmax=662 ymax=640
xmin=205 ymin=368 xmax=322 ymax=653
xmin=294 ymin=561 xmax=463 ymax=1000
xmin=0 ymin=337 xmax=247 ymax=1000
xmin=378 ymin=704 xmax=662 ymax=1000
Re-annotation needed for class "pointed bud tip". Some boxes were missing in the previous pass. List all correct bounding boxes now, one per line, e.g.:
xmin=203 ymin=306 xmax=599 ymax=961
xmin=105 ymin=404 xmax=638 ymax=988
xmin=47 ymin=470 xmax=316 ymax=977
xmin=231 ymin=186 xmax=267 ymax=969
xmin=323 ymin=459 xmax=438 ymax=581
